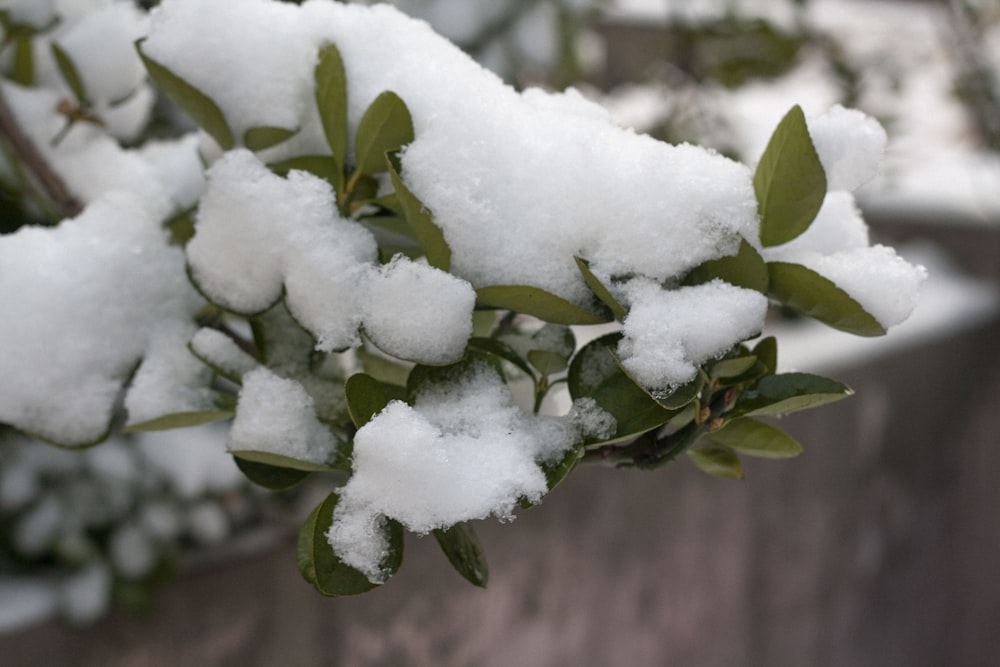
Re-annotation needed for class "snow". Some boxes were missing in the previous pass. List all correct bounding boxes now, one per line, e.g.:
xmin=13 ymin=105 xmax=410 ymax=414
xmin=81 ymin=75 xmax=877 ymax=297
xmin=190 ymin=327 xmax=259 ymax=381
xmin=327 ymin=363 xmax=577 ymax=581
xmin=144 ymin=0 xmax=760 ymax=308
xmin=807 ymin=105 xmax=887 ymax=192
xmin=363 ymin=255 xmax=475 ymax=364
xmin=227 ymin=367 xmax=339 ymax=466
xmin=617 ymin=279 xmax=769 ymax=389
xmin=0 ymin=191 xmax=208 ymax=445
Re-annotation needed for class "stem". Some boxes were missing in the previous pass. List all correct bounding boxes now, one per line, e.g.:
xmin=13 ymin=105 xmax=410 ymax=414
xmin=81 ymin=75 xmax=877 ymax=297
xmin=0 ymin=85 xmax=82 ymax=219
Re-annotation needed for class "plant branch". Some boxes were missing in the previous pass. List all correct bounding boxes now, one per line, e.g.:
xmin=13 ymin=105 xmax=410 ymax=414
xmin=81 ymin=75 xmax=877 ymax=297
xmin=0 ymin=85 xmax=82 ymax=219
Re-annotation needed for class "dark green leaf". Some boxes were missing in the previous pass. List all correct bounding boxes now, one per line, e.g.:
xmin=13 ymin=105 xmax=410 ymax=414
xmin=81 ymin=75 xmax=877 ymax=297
xmin=706 ymin=417 xmax=803 ymax=459
xmin=11 ymin=36 xmax=34 ymax=86
xmin=345 ymin=373 xmax=393 ymax=428
xmin=768 ymin=262 xmax=886 ymax=336
xmin=165 ymin=209 xmax=195 ymax=246
xmin=314 ymin=42 xmax=348 ymax=193
xmin=234 ymin=456 xmax=311 ymax=490
xmin=687 ymin=444 xmax=744 ymax=479
xmin=230 ymin=449 xmax=344 ymax=473
xmin=754 ymin=105 xmax=826 ymax=247
xmin=243 ymin=125 xmax=297 ymax=152
xmin=121 ymin=410 xmax=233 ymax=432
xmin=51 ymin=42 xmax=87 ymax=105
xmin=736 ymin=372 xmax=852 ymax=417
xmin=654 ymin=372 xmax=705 ymax=410
xmin=574 ymin=257 xmax=626 ymax=320
xmin=682 ymin=239 xmax=769 ymax=293
xmin=297 ymin=494 xmax=404 ymax=596
xmin=569 ymin=334 xmax=676 ymax=444
xmin=476 ymin=285 xmax=609 ymax=325
xmin=752 ymin=336 xmax=777 ymax=375
xmin=527 ymin=349 xmax=568 ymax=376
xmin=354 ymin=91 xmax=414 ymax=176
xmin=432 ymin=522 xmax=489 ymax=588
xmin=709 ymin=355 xmax=758 ymax=380
xmin=543 ymin=444 xmax=581 ymax=491
xmin=387 ymin=161 xmax=451 ymax=270
xmin=138 ymin=42 xmax=234 ymax=150
xmin=468 ymin=337 xmax=535 ymax=379
xmin=268 ymin=155 xmax=340 ymax=183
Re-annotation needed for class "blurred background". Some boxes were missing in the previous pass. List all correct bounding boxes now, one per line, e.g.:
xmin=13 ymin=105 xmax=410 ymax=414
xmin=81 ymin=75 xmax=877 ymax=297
xmin=2 ymin=0 xmax=998 ymax=665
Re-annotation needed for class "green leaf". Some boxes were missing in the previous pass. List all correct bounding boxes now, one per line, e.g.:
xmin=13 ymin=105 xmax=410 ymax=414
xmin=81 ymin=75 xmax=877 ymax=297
xmin=267 ymin=155 xmax=340 ymax=183
xmin=574 ymin=257 xmax=626 ymax=320
xmin=11 ymin=36 xmax=34 ymax=86
xmin=243 ymin=125 xmax=297 ymax=152
xmin=314 ymin=42 xmax=348 ymax=193
xmin=230 ymin=449 xmax=344 ymax=473
xmin=768 ymin=262 xmax=886 ymax=336
xmin=354 ymin=91 xmax=414 ymax=176
xmin=387 ymin=161 xmax=451 ymax=271
xmin=687 ymin=444 xmax=744 ymax=479
xmin=568 ymin=334 xmax=676 ymax=444
xmin=706 ymin=417 xmax=803 ymax=459
xmin=345 ymin=373 xmax=393 ymax=428
xmin=468 ymin=337 xmax=535 ymax=379
xmin=234 ymin=456 xmax=311 ymax=490
xmin=527 ymin=349 xmax=568 ymax=376
xmin=752 ymin=336 xmax=778 ymax=376
xmin=476 ymin=285 xmax=609 ymax=325
xmin=543 ymin=444 xmax=581 ymax=491
xmin=754 ymin=105 xmax=826 ymax=247
xmin=709 ymin=355 xmax=758 ymax=380
xmin=121 ymin=410 xmax=233 ymax=432
xmin=137 ymin=42 xmax=234 ymax=150
xmin=297 ymin=494 xmax=404 ymax=596
xmin=51 ymin=42 xmax=87 ymax=105
xmin=682 ymin=239 xmax=769 ymax=293
xmin=654 ymin=372 xmax=705 ymax=410
xmin=432 ymin=522 xmax=489 ymax=588
xmin=736 ymin=372 xmax=852 ymax=417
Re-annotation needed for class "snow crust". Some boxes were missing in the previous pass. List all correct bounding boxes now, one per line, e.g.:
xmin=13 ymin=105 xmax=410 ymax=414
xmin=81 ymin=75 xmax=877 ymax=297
xmin=0 ymin=191 xmax=208 ymax=445
xmin=327 ymin=363 xmax=577 ymax=580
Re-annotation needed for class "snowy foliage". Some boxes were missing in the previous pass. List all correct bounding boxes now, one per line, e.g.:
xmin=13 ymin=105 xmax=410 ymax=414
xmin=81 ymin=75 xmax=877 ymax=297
xmin=0 ymin=0 xmax=926 ymax=595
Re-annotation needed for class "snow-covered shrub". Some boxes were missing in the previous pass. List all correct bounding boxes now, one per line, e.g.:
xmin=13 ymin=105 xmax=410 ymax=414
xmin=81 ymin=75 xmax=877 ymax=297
xmin=0 ymin=0 xmax=925 ymax=596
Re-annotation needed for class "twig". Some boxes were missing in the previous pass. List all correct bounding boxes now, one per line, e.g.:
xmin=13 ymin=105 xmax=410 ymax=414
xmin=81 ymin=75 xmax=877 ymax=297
xmin=0 ymin=85 xmax=82 ymax=219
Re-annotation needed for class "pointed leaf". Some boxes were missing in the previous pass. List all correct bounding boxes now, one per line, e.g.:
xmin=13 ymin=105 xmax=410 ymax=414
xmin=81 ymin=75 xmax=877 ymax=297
xmin=527 ymin=349 xmax=568 ymax=376
xmin=268 ymin=155 xmax=340 ymax=183
xmin=234 ymin=456 xmax=311 ymax=490
xmin=468 ymin=337 xmax=535 ymax=379
xmin=138 ymin=42 xmax=234 ymax=150
xmin=51 ymin=42 xmax=87 ymax=105
xmin=709 ymin=355 xmax=758 ymax=380
xmin=345 ymin=373 xmax=393 ymax=428
xmin=121 ymin=409 xmax=233 ymax=432
xmin=355 ymin=91 xmax=414 ymax=176
xmin=297 ymin=493 xmax=403 ymax=596
xmin=543 ymin=444 xmax=582 ymax=491
xmin=736 ymin=372 xmax=852 ymax=417
xmin=752 ymin=336 xmax=778 ymax=376
xmin=574 ymin=257 xmax=626 ymax=320
xmin=687 ymin=444 xmax=744 ymax=479
xmin=653 ymin=372 xmax=705 ymax=410
xmin=768 ymin=262 xmax=886 ymax=336
xmin=706 ymin=417 xmax=803 ymax=459
xmin=433 ymin=522 xmax=489 ymax=588
xmin=682 ymin=239 xmax=769 ymax=293
xmin=387 ymin=161 xmax=451 ymax=270
xmin=230 ymin=449 xmax=345 ymax=473
xmin=476 ymin=285 xmax=609 ymax=325
xmin=754 ymin=105 xmax=827 ymax=247
xmin=314 ymin=42 xmax=348 ymax=193
xmin=243 ymin=125 xmax=297 ymax=152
